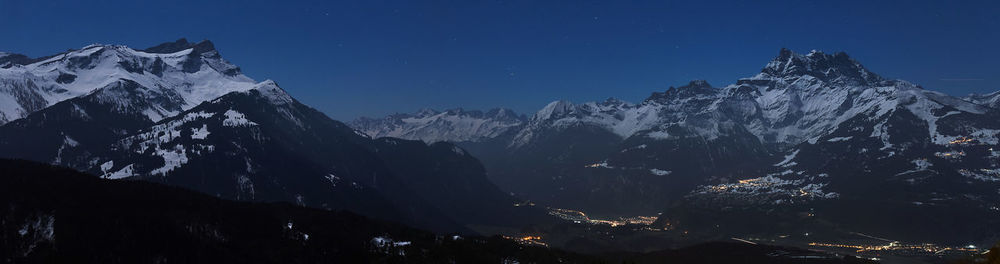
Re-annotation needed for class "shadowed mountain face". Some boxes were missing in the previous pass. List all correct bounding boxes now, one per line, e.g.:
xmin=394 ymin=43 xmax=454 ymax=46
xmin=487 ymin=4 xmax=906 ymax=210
xmin=0 ymin=40 xmax=543 ymax=235
xmin=0 ymin=159 xmax=581 ymax=263
xmin=0 ymin=159 xmax=876 ymax=264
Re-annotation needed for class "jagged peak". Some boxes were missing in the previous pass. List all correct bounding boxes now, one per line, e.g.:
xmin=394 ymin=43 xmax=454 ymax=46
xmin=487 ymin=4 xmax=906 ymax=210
xmin=442 ymin=107 xmax=469 ymax=115
xmin=601 ymin=97 xmax=628 ymax=105
xmin=683 ymin=80 xmax=712 ymax=89
xmin=645 ymin=80 xmax=718 ymax=102
xmin=245 ymin=79 xmax=294 ymax=105
xmin=485 ymin=107 xmax=521 ymax=119
xmin=191 ymin=40 xmax=217 ymax=55
xmin=415 ymin=108 xmax=440 ymax=117
xmin=141 ymin=38 xmax=191 ymax=53
xmin=141 ymin=38 xmax=216 ymax=55
xmin=210 ymin=79 xmax=294 ymax=106
xmin=0 ymin=52 xmax=34 ymax=67
xmin=397 ymin=107 xmax=524 ymax=121
xmin=2 ymin=39 xmax=233 ymax=72
xmin=534 ymin=100 xmax=574 ymax=120
xmin=761 ymin=48 xmax=883 ymax=85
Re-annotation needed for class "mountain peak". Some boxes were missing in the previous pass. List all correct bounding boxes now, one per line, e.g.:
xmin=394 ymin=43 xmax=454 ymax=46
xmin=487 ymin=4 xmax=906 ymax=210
xmin=645 ymin=80 xmax=717 ymax=102
xmin=141 ymin=38 xmax=216 ymax=54
xmin=191 ymin=40 xmax=216 ymax=54
xmin=486 ymin=108 xmax=520 ymax=120
xmin=534 ymin=100 xmax=574 ymax=120
xmin=683 ymin=80 xmax=712 ymax=89
xmin=415 ymin=108 xmax=441 ymax=117
xmin=602 ymin=97 xmax=625 ymax=104
xmin=443 ymin=107 xmax=469 ymax=115
xmin=350 ymin=106 xmax=526 ymax=143
xmin=761 ymin=48 xmax=882 ymax=85
xmin=246 ymin=80 xmax=294 ymax=105
xmin=0 ymin=52 xmax=34 ymax=67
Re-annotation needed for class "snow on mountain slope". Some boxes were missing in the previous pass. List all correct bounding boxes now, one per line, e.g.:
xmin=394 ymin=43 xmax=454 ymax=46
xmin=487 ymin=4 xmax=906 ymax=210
xmin=86 ymin=81 xmax=536 ymax=233
xmin=422 ymin=49 xmax=1000 ymax=217
xmin=511 ymin=98 xmax=638 ymax=147
xmin=673 ymin=51 xmax=1000 ymax=216
xmin=727 ymin=49 xmax=992 ymax=147
xmin=512 ymin=49 xmax=996 ymax=149
xmin=0 ymin=38 xmax=257 ymax=124
xmin=967 ymin=90 xmax=1000 ymax=109
xmin=92 ymin=82 xmax=305 ymax=180
xmin=82 ymin=81 xmax=435 ymax=227
xmin=511 ymin=80 xmax=748 ymax=148
xmin=351 ymin=108 xmax=526 ymax=143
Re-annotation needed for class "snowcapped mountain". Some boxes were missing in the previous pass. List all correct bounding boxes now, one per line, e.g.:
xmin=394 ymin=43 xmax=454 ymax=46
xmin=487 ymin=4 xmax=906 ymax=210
xmin=84 ymin=82 xmax=447 ymax=228
xmin=0 ymin=39 xmax=545 ymax=234
xmin=381 ymin=49 xmax=994 ymax=155
xmin=513 ymin=49 xmax=995 ymax=150
xmin=489 ymin=81 xmax=772 ymax=214
xmin=351 ymin=108 xmax=526 ymax=143
xmin=82 ymin=80 xmax=540 ymax=232
xmin=0 ymin=38 xmax=257 ymax=125
xmin=681 ymin=49 xmax=1000 ymax=208
xmin=0 ymin=39 xmax=271 ymax=166
xmin=724 ymin=49 xmax=995 ymax=148
xmin=370 ymin=48 xmax=1000 ymax=239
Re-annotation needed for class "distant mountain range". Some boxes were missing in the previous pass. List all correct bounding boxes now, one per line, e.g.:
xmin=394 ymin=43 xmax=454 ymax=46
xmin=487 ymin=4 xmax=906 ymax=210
xmin=351 ymin=108 xmax=526 ymax=143
xmin=354 ymin=49 xmax=1000 ymax=246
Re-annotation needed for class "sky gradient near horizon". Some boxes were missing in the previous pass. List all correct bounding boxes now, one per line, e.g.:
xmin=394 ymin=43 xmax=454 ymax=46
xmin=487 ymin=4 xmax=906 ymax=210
xmin=2 ymin=0 xmax=998 ymax=120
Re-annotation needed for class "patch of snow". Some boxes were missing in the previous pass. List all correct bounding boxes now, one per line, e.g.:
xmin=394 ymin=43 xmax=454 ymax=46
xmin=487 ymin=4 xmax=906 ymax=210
xmin=236 ymin=174 xmax=255 ymax=200
xmin=63 ymin=135 xmax=79 ymax=147
xmin=16 ymin=213 xmax=55 ymax=256
xmin=106 ymin=164 xmax=134 ymax=179
xmin=100 ymin=160 xmax=114 ymax=173
xmin=372 ymin=236 xmax=412 ymax=247
xmin=451 ymin=145 xmax=465 ymax=155
xmin=353 ymin=129 xmax=371 ymax=138
xmin=870 ymin=121 xmax=893 ymax=150
xmin=190 ymin=124 xmax=210 ymax=139
xmin=775 ymin=149 xmax=799 ymax=167
xmin=325 ymin=173 xmax=341 ymax=187
xmin=295 ymin=194 xmax=305 ymax=206
xmin=222 ymin=109 xmax=257 ymax=127
xmin=621 ymin=144 xmax=648 ymax=152
xmin=912 ymin=159 xmax=931 ymax=170
xmin=826 ymin=136 xmax=852 ymax=142
xmin=584 ymin=161 xmax=614 ymax=169
xmin=649 ymin=169 xmax=672 ymax=176
xmin=959 ymin=169 xmax=1000 ymax=182
xmin=149 ymin=144 xmax=188 ymax=176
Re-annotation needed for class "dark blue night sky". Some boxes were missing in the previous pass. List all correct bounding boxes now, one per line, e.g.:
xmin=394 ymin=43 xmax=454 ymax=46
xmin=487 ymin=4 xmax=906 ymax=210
xmin=2 ymin=0 xmax=998 ymax=120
